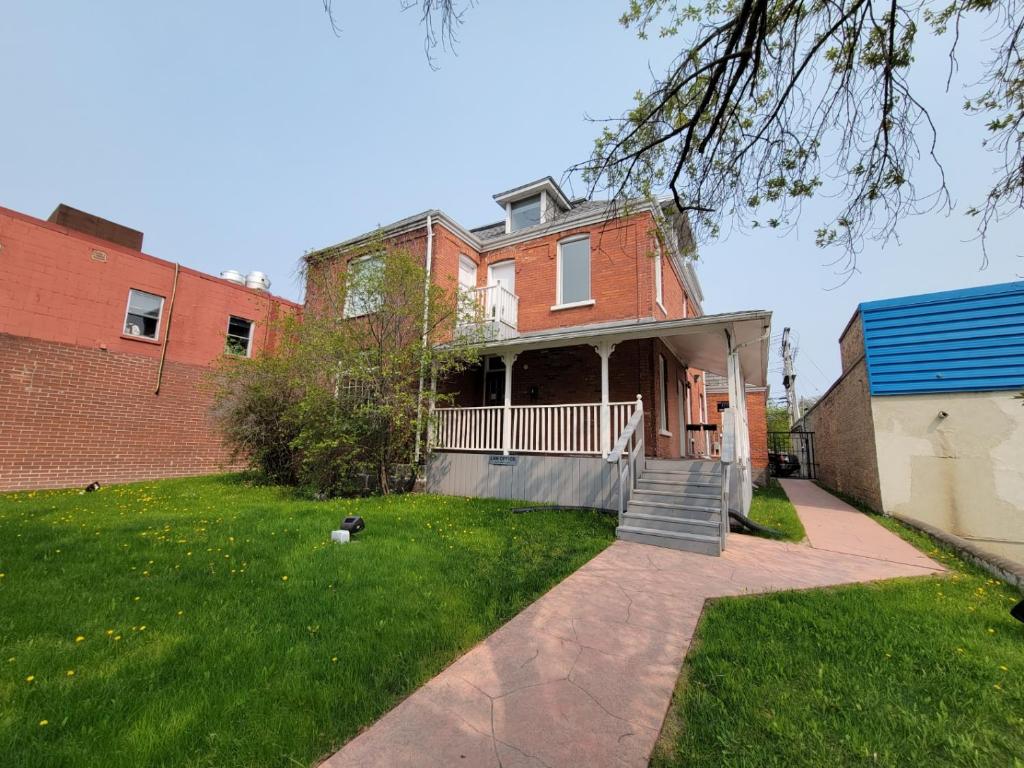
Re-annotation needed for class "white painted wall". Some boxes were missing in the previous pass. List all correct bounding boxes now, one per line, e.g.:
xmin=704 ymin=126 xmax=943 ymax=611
xmin=872 ymin=391 xmax=1024 ymax=564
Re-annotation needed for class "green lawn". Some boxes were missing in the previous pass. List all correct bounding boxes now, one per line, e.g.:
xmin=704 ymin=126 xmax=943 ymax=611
xmin=652 ymin=515 xmax=1024 ymax=767
xmin=747 ymin=482 xmax=807 ymax=542
xmin=0 ymin=476 xmax=616 ymax=768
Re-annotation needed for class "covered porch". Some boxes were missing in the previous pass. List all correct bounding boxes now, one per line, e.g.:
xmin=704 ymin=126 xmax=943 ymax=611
xmin=426 ymin=311 xmax=770 ymax=553
xmin=429 ymin=311 xmax=770 ymax=460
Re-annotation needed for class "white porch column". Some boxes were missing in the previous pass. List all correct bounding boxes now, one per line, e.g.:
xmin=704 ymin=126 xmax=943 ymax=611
xmin=593 ymin=341 xmax=616 ymax=458
xmin=501 ymin=352 xmax=517 ymax=455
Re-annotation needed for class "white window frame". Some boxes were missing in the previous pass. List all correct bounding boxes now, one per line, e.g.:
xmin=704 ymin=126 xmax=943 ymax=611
xmin=225 ymin=315 xmax=255 ymax=357
xmin=506 ymin=193 xmax=543 ymax=234
xmin=658 ymin=354 xmax=671 ymax=436
xmin=654 ymin=251 xmax=665 ymax=313
xmin=552 ymin=234 xmax=595 ymax=311
xmin=122 ymin=288 xmax=164 ymax=341
xmin=458 ymin=254 xmax=478 ymax=291
xmin=343 ymin=254 xmax=384 ymax=319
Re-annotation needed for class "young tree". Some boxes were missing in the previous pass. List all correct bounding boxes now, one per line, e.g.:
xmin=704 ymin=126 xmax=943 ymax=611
xmin=214 ymin=237 xmax=484 ymax=495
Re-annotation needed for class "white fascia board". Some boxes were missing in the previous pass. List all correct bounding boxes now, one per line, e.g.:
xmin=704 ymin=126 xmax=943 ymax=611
xmin=305 ymin=209 xmax=484 ymax=262
xmin=307 ymin=198 xmax=663 ymax=264
xmin=493 ymin=177 xmax=571 ymax=211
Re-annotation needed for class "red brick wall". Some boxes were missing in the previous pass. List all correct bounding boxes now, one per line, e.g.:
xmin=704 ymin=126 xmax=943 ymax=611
xmin=0 ymin=207 xmax=299 ymax=367
xmin=0 ymin=206 xmax=299 ymax=492
xmin=707 ymin=388 xmax=770 ymax=481
xmin=0 ymin=334 xmax=246 ymax=491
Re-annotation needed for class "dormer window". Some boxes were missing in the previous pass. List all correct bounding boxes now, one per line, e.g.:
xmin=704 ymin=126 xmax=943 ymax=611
xmin=493 ymin=177 xmax=573 ymax=235
xmin=509 ymin=195 xmax=542 ymax=232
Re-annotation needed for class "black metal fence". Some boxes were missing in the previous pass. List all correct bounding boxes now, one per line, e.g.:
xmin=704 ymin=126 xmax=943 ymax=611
xmin=767 ymin=431 xmax=816 ymax=479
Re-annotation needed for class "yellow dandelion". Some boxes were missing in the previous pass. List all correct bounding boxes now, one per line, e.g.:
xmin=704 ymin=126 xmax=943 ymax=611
xmin=39 ymin=720 xmax=48 ymax=727
xmin=66 ymin=670 xmax=75 ymax=677
xmin=177 ymin=610 xmax=184 ymax=616
xmin=331 ymin=656 xmax=338 ymax=663
xmin=106 ymin=629 xmax=114 ymax=636
xmin=133 ymin=596 xmax=140 ymax=602
xmin=999 ymin=665 xmax=1008 ymax=671
xmin=114 ymin=635 xmax=121 ymax=641
xmin=25 ymin=675 xmax=34 ymax=683
xmin=139 ymin=625 xmax=146 ymax=631
xmin=281 ymin=575 xmax=289 ymax=581
xmin=75 ymin=635 xmax=85 ymax=643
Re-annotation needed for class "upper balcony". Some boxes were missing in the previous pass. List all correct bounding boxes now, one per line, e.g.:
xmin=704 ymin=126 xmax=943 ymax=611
xmin=460 ymin=284 xmax=519 ymax=341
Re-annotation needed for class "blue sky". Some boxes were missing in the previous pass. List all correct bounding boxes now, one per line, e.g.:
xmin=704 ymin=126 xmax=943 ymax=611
xmin=2 ymin=1 xmax=1019 ymax=399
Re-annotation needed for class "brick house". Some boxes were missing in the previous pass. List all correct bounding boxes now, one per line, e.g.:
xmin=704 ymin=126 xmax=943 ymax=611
xmin=307 ymin=177 xmax=772 ymax=554
xmin=799 ymin=282 xmax=1024 ymax=566
xmin=0 ymin=204 xmax=300 ymax=491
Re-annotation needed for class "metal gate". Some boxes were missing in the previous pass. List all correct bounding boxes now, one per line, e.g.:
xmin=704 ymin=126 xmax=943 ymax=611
xmin=767 ymin=431 xmax=816 ymax=479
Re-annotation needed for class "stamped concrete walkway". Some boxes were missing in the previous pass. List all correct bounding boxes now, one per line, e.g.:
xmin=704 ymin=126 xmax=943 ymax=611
xmin=320 ymin=480 xmax=944 ymax=768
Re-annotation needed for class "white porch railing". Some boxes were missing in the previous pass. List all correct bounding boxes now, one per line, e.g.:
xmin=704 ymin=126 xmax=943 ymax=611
xmin=606 ymin=395 xmax=645 ymax=523
xmin=432 ymin=406 xmax=504 ymax=452
xmin=431 ymin=400 xmax=636 ymax=456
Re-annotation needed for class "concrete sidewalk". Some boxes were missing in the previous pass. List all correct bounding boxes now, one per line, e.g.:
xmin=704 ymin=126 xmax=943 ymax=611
xmin=320 ymin=480 xmax=944 ymax=768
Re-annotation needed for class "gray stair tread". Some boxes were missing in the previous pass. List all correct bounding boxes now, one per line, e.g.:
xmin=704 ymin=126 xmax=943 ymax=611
xmin=633 ymin=488 xmax=720 ymax=501
xmin=622 ymin=512 xmax=719 ymax=530
xmin=628 ymin=498 xmax=720 ymax=513
xmin=617 ymin=525 xmax=720 ymax=542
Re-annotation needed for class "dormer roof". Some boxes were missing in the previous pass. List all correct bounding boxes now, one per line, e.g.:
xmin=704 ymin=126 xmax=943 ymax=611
xmin=492 ymin=177 xmax=572 ymax=212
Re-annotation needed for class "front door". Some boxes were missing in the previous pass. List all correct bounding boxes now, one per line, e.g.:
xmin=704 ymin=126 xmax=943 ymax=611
xmin=483 ymin=356 xmax=505 ymax=406
xmin=488 ymin=260 xmax=515 ymax=294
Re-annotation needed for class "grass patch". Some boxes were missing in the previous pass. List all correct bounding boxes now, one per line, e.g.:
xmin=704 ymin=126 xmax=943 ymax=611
xmin=652 ymin=501 xmax=1024 ymax=767
xmin=746 ymin=482 xmax=806 ymax=542
xmin=0 ymin=475 xmax=615 ymax=767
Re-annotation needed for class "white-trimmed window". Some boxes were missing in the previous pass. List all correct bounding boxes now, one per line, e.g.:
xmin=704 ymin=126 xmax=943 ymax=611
xmin=509 ymin=195 xmax=542 ymax=232
xmin=655 ymin=252 xmax=664 ymax=309
xmin=458 ymin=254 xmax=477 ymax=294
xmin=343 ymin=254 xmax=385 ymax=318
xmin=659 ymin=354 xmax=670 ymax=434
xmin=555 ymin=235 xmax=591 ymax=307
xmin=123 ymin=289 xmax=164 ymax=340
xmin=225 ymin=316 xmax=254 ymax=356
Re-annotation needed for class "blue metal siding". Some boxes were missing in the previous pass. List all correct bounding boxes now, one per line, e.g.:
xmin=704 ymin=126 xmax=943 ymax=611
xmin=860 ymin=281 xmax=1024 ymax=395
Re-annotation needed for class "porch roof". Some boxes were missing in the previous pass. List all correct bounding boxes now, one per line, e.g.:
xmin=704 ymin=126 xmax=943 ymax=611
xmin=477 ymin=310 xmax=772 ymax=387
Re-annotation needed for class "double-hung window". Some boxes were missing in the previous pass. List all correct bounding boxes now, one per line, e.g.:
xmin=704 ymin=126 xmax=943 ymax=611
xmin=556 ymin=235 xmax=591 ymax=308
xmin=123 ymin=289 xmax=164 ymax=340
xmin=343 ymin=254 xmax=385 ymax=318
xmin=225 ymin=316 xmax=254 ymax=356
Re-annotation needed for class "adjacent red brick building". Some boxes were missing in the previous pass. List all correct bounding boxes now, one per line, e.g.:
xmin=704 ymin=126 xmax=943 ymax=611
xmin=0 ymin=205 xmax=300 ymax=491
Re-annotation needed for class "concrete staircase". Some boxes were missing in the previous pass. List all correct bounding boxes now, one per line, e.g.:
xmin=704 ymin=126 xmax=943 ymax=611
xmin=615 ymin=458 xmax=724 ymax=555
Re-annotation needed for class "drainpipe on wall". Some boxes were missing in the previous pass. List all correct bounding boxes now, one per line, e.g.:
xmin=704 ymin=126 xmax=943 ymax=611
xmin=154 ymin=262 xmax=180 ymax=395
xmin=413 ymin=214 xmax=434 ymax=465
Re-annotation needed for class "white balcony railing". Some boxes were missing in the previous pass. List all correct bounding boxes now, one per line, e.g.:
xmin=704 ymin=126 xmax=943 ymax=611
xmin=431 ymin=401 xmax=637 ymax=456
xmin=458 ymin=284 xmax=518 ymax=339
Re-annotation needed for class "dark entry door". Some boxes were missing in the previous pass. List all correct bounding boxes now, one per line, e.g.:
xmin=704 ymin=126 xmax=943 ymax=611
xmin=484 ymin=357 xmax=505 ymax=406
